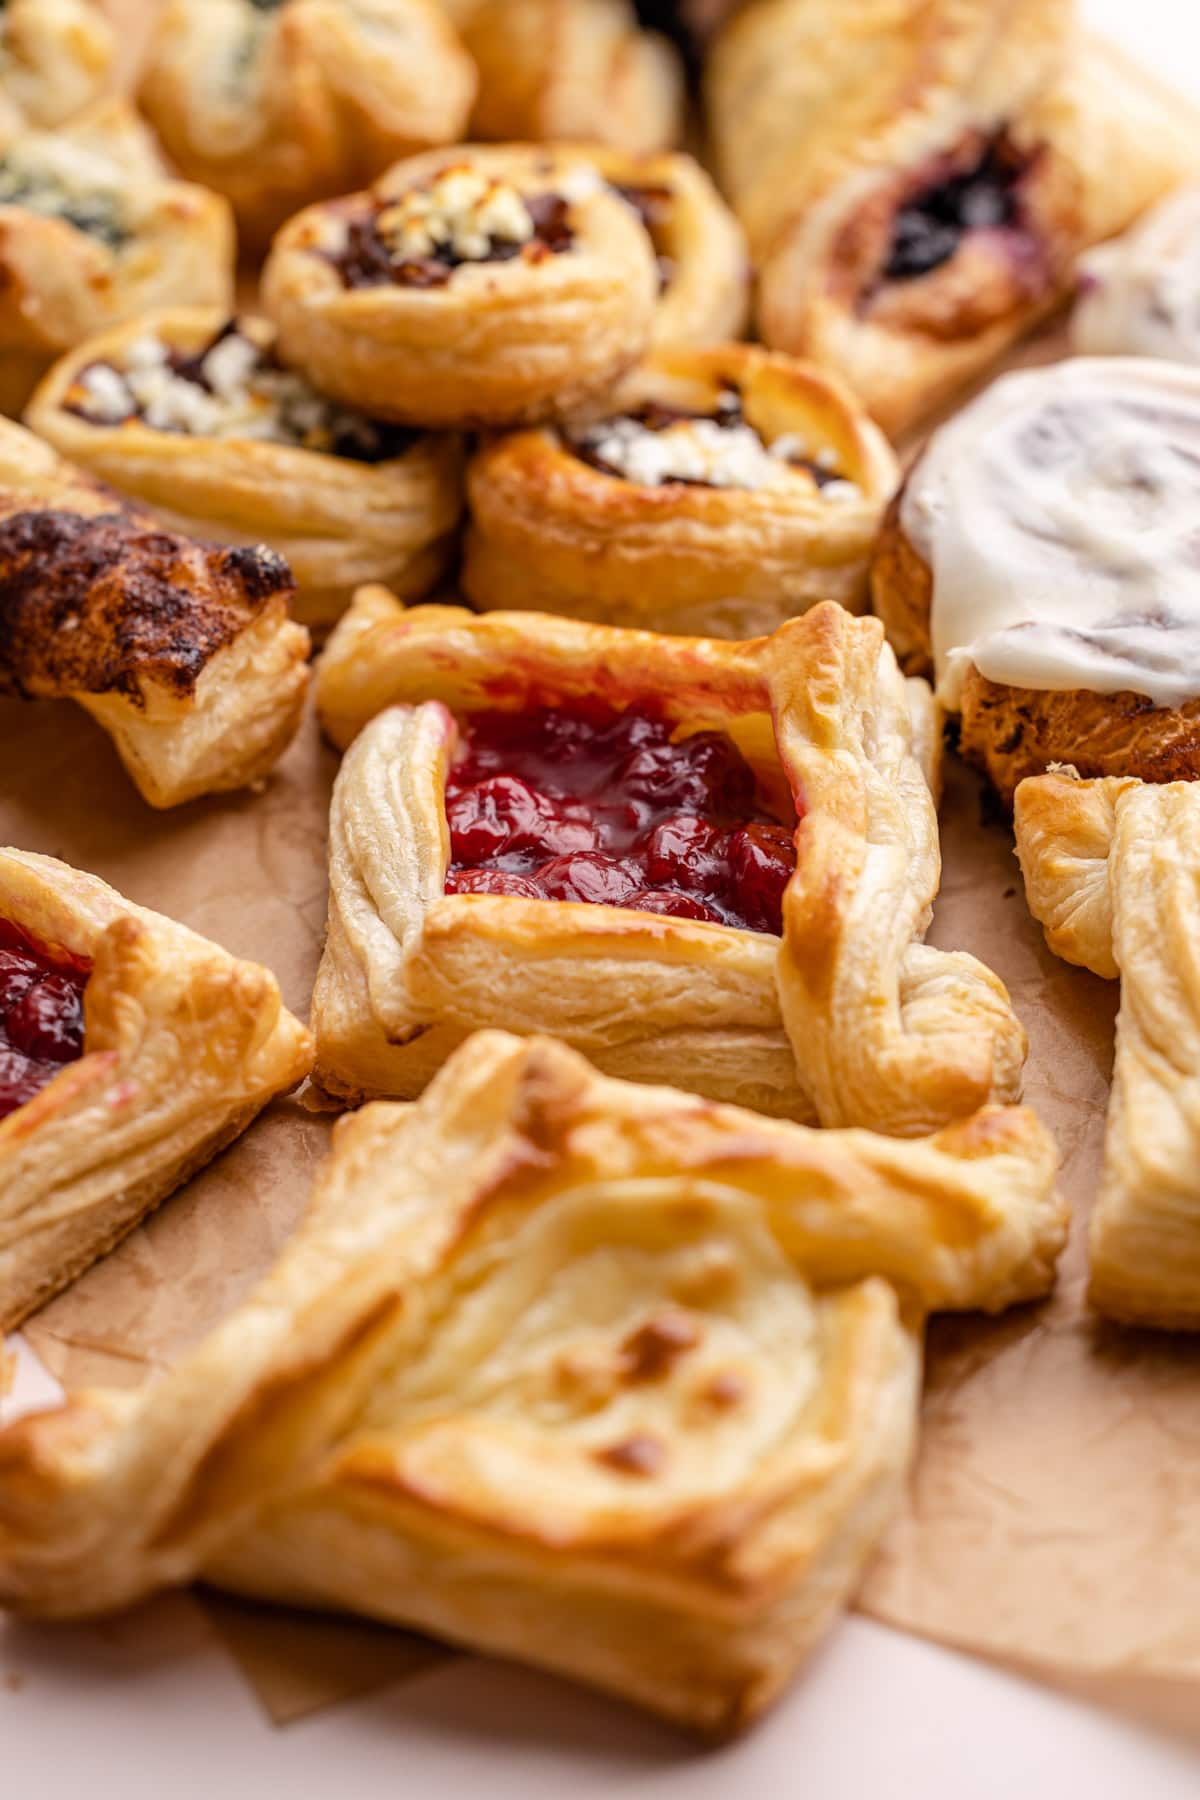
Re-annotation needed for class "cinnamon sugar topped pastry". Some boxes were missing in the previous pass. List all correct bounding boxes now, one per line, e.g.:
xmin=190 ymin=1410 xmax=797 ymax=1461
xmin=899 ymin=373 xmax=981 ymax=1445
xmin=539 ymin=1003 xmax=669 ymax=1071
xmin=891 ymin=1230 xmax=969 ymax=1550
xmin=138 ymin=0 xmax=475 ymax=248
xmin=1072 ymin=185 xmax=1200 ymax=365
xmin=0 ymin=0 xmax=114 ymax=139
xmin=872 ymin=356 xmax=1200 ymax=802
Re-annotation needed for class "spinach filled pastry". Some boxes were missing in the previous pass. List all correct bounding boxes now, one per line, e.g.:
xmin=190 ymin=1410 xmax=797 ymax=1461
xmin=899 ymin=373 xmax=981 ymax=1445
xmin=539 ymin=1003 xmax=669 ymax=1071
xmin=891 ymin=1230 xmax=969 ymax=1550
xmin=0 ymin=1030 xmax=1065 ymax=1733
xmin=137 ymin=0 xmax=476 ymax=249
xmin=0 ymin=848 xmax=312 ymax=1332
xmin=458 ymin=0 xmax=682 ymax=154
xmin=0 ymin=0 xmax=113 ymax=139
xmin=261 ymin=145 xmax=660 ymax=429
xmin=0 ymin=420 xmax=310 ymax=809
xmin=1016 ymin=773 xmax=1200 ymax=1329
xmin=26 ymin=310 xmax=465 ymax=634
xmin=871 ymin=357 xmax=1200 ymax=806
xmin=311 ymin=587 xmax=1024 ymax=1134
xmin=708 ymin=0 xmax=1200 ymax=437
xmin=463 ymin=343 xmax=897 ymax=638
xmin=0 ymin=99 xmax=233 ymax=417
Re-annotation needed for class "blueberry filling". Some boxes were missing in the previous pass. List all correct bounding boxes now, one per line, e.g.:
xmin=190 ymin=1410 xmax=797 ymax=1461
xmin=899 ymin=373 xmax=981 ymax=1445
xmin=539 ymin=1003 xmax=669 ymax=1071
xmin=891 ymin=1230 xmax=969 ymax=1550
xmin=884 ymin=133 xmax=1032 ymax=282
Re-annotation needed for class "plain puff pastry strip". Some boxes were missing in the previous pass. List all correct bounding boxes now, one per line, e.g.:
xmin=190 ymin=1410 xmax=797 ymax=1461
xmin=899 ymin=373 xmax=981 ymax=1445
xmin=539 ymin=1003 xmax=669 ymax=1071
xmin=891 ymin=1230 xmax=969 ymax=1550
xmin=462 ymin=344 xmax=897 ymax=639
xmin=0 ymin=1030 xmax=1066 ymax=1733
xmin=0 ymin=848 xmax=313 ymax=1333
xmin=260 ymin=145 xmax=659 ymax=430
xmin=459 ymin=0 xmax=683 ymax=155
xmin=312 ymin=587 xmax=1023 ymax=1134
xmin=1015 ymin=774 xmax=1200 ymax=1329
xmin=0 ymin=100 xmax=234 ymax=419
xmin=707 ymin=0 xmax=1200 ymax=438
xmin=138 ymin=0 xmax=476 ymax=250
xmin=0 ymin=0 xmax=114 ymax=139
xmin=0 ymin=420 xmax=311 ymax=809
xmin=25 ymin=308 xmax=466 ymax=635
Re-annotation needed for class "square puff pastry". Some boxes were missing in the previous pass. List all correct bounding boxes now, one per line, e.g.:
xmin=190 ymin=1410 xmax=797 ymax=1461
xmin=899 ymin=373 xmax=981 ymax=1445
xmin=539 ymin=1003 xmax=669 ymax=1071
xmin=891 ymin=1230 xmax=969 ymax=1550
xmin=1015 ymin=773 xmax=1200 ymax=1329
xmin=312 ymin=586 xmax=1025 ymax=1134
xmin=0 ymin=1030 xmax=1066 ymax=1733
xmin=0 ymin=419 xmax=311 ymax=810
xmin=0 ymin=0 xmax=114 ymax=139
xmin=0 ymin=847 xmax=313 ymax=1333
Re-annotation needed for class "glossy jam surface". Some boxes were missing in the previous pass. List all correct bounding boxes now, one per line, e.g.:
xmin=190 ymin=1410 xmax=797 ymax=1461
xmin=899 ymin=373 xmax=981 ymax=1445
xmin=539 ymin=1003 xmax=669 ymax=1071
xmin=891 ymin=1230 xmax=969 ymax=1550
xmin=885 ymin=132 xmax=1032 ymax=281
xmin=0 ymin=918 xmax=90 ymax=1122
xmin=444 ymin=705 xmax=797 ymax=934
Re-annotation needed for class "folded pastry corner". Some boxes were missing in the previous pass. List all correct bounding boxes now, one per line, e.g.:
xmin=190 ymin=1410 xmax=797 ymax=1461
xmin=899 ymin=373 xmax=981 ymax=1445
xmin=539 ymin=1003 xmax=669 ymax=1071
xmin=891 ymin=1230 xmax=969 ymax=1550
xmin=0 ymin=846 xmax=313 ymax=1333
xmin=0 ymin=0 xmax=114 ymax=140
xmin=311 ymin=587 xmax=1023 ymax=1135
xmin=1016 ymin=772 xmax=1200 ymax=1328
xmin=0 ymin=419 xmax=311 ymax=808
xmin=0 ymin=1030 xmax=1065 ymax=1733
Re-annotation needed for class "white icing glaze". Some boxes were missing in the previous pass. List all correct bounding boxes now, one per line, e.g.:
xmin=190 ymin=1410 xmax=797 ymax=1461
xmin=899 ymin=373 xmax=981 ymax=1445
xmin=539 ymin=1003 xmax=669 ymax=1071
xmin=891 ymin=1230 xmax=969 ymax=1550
xmin=1072 ymin=186 xmax=1200 ymax=366
xmin=900 ymin=357 xmax=1200 ymax=710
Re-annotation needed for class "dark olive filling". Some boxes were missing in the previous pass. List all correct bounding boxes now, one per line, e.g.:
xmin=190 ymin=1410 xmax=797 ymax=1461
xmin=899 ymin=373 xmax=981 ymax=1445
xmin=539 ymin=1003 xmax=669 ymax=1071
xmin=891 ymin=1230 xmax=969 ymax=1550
xmin=610 ymin=181 xmax=676 ymax=291
xmin=884 ymin=132 xmax=1034 ymax=282
xmin=333 ymin=191 xmax=574 ymax=291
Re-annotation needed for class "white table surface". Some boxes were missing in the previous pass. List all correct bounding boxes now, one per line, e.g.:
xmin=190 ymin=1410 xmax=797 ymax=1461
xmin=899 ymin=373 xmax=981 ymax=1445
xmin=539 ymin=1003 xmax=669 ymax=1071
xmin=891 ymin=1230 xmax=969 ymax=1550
xmin=6 ymin=2 xmax=1200 ymax=1791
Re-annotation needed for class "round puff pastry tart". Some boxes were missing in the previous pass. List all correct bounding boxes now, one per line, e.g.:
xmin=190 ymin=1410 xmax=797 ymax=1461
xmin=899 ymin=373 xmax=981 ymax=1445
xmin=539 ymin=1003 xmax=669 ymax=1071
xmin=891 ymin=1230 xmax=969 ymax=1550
xmin=1016 ymin=773 xmax=1200 ymax=1330
xmin=260 ymin=145 xmax=659 ymax=429
xmin=0 ymin=419 xmax=310 ymax=809
xmin=311 ymin=587 xmax=1024 ymax=1134
xmin=26 ymin=309 xmax=465 ymax=635
xmin=708 ymin=1 xmax=1200 ymax=438
xmin=460 ymin=0 xmax=682 ymax=154
xmin=0 ymin=99 xmax=234 ymax=418
xmin=872 ymin=357 xmax=1200 ymax=807
xmin=463 ymin=344 xmax=897 ymax=638
xmin=0 ymin=848 xmax=312 ymax=1333
xmin=0 ymin=1030 xmax=1065 ymax=1732
xmin=137 ymin=0 xmax=476 ymax=250
xmin=1072 ymin=185 xmax=1200 ymax=365
xmin=0 ymin=0 xmax=114 ymax=138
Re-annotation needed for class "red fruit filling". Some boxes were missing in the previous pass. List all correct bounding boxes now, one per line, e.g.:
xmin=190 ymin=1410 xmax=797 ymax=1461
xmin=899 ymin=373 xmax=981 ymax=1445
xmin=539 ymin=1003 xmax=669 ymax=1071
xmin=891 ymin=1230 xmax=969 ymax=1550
xmin=0 ymin=918 xmax=90 ymax=1122
xmin=443 ymin=704 xmax=798 ymax=934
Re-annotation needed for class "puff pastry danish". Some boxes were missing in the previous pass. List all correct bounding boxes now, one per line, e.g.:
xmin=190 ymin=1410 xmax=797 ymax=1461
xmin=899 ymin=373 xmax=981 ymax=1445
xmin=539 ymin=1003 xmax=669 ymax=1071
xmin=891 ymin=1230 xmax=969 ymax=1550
xmin=0 ymin=419 xmax=310 ymax=809
xmin=708 ymin=1 xmax=1200 ymax=437
xmin=261 ymin=146 xmax=659 ymax=429
xmin=1072 ymin=184 xmax=1200 ymax=365
xmin=871 ymin=357 xmax=1200 ymax=806
xmin=0 ymin=1030 xmax=1065 ymax=1731
xmin=0 ymin=0 xmax=113 ymax=139
xmin=138 ymin=0 xmax=476 ymax=250
xmin=1015 ymin=773 xmax=1200 ymax=1329
xmin=459 ymin=0 xmax=682 ymax=154
xmin=462 ymin=344 xmax=897 ymax=638
xmin=26 ymin=310 xmax=465 ymax=635
xmin=312 ymin=587 xmax=1024 ymax=1133
xmin=0 ymin=848 xmax=312 ymax=1332
xmin=0 ymin=99 xmax=233 ymax=418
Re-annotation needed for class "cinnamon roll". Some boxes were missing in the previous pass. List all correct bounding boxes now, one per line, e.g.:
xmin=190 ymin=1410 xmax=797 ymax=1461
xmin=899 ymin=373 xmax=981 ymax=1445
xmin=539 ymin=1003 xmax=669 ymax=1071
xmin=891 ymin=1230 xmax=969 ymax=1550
xmin=1072 ymin=184 xmax=1200 ymax=365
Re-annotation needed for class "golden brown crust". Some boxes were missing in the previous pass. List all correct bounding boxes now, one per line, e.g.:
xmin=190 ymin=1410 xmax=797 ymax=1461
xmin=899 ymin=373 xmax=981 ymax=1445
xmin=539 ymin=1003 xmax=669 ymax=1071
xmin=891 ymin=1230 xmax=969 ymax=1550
xmin=0 ymin=848 xmax=313 ymax=1332
xmin=0 ymin=419 xmax=310 ymax=808
xmin=138 ymin=0 xmax=476 ymax=248
xmin=0 ymin=0 xmax=114 ymax=138
xmin=869 ymin=486 xmax=936 ymax=676
xmin=312 ymin=586 xmax=1023 ymax=1134
xmin=0 ymin=1031 xmax=1065 ymax=1731
xmin=26 ymin=309 xmax=466 ymax=634
xmin=261 ymin=144 xmax=659 ymax=429
xmin=462 ymin=344 xmax=898 ymax=637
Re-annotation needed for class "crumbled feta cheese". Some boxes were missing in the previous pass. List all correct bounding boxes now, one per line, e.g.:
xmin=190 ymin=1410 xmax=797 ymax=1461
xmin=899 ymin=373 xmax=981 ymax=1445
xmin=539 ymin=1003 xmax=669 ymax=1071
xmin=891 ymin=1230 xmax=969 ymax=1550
xmin=201 ymin=332 xmax=262 ymax=403
xmin=574 ymin=413 xmax=865 ymax=498
xmin=376 ymin=166 xmax=535 ymax=265
xmin=78 ymin=363 xmax=133 ymax=424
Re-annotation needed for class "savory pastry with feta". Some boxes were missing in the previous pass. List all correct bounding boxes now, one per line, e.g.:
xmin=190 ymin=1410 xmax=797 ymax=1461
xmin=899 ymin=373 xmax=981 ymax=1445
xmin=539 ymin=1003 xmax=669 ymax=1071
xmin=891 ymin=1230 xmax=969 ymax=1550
xmin=0 ymin=1029 xmax=1065 ymax=1733
xmin=0 ymin=0 xmax=113 ymax=140
xmin=262 ymin=146 xmax=660 ymax=428
xmin=708 ymin=0 xmax=1200 ymax=437
xmin=463 ymin=344 xmax=897 ymax=637
xmin=871 ymin=357 xmax=1200 ymax=805
xmin=1072 ymin=184 xmax=1200 ymax=364
xmin=0 ymin=848 xmax=312 ymax=1332
xmin=0 ymin=100 xmax=233 ymax=416
xmin=459 ymin=0 xmax=682 ymax=155
xmin=311 ymin=587 xmax=1023 ymax=1134
xmin=0 ymin=419 xmax=310 ymax=808
xmin=27 ymin=310 xmax=465 ymax=633
xmin=1016 ymin=772 xmax=1200 ymax=1329
xmin=138 ymin=0 xmax=476 ymax=249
